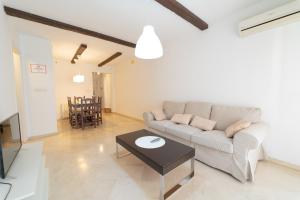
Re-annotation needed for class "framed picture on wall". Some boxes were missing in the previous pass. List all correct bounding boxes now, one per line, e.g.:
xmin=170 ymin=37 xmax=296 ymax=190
xmin=30 ymin=64 xmax=47 ymax=74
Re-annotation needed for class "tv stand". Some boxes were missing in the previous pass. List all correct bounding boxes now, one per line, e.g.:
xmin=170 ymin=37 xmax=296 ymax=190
xmin=0 ymin=142 xmax=48 ymax=200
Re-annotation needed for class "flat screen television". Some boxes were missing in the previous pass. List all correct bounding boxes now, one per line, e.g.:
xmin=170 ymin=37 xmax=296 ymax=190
xmin=0 ymin=113 xmax=22 ymax=179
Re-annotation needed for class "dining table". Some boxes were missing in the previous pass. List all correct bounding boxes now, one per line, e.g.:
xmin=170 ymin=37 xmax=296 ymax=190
xmin=68 ymin=97 xmax=102 ymax=129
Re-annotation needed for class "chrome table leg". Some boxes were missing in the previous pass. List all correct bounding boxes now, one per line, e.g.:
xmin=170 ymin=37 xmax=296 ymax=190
xmin=115 ymin=143 xmax=131 ymax=159
xmin=160 ymin=175 xmax=165 ymax=200
xmin=159 ymin=157 xmax=195 ymax=199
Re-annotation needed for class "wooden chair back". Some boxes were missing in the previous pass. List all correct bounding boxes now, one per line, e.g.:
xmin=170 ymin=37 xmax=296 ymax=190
xmin=74 ymin=96 xmax=85 ymax=104
xmin=67 ymin=97 xmax=72 ymax=108
xmin=80 ymin=98 xmax=96 ymax=114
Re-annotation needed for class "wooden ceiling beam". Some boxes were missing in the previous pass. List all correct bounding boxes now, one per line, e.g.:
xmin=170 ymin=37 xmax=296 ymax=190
xmin=154 ymin=0 xmax=208 ymax=30
xmin=98 ymin=52 xmax=122 ymax=67
xmin=4 ymin=6 xmax=136 ymax=48
xmin=71 ymin=44 xmax=87 ymax=64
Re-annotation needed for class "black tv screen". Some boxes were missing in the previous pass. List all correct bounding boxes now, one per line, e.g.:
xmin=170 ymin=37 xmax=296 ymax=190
xmin=0 ymin=113 xmax=22 ymax=179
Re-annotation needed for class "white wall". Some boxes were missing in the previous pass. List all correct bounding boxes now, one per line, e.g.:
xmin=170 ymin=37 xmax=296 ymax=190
xmin=13 ymin=52 xmax=28 ymax=140
xmin=54 ymin=60 xmax=97 ymax=119
xmin=113 ymin=2 xmax=300 ymax=166
xmin=271 ymin=22 xmax=300 ymax=166
xmin=17 ymin=34 xmax=57 ymax=137
xmin=0 ymin=2 xmax=18 ymax=122
xmin=53 ymin=61 xmax=114 ymax=119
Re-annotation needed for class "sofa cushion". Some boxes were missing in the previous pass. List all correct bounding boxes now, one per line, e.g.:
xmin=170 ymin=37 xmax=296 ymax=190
xmin=225 ymin=120 xmax=251 ymax=138
xmin=191 ymin=130 xmax=233 ymax=153
xmin=171 ymin=114 xmax=193 ymax=125
xmin=151 ymin=109 xmax=166 ymax=121
xmin=163 ymin=101 xmax=186 ymax=119
xmin=190 ymin=116 xmax=216 ymax=131
xmin=166 ymin=124 xmax=203 ymax=141
xmin=184 ymin=102 xmax=212 ymax=119
xmin=210 ymin=105 xmax=261 ymax=131
xmin=148 ymin=120 xmax=174 ymax=132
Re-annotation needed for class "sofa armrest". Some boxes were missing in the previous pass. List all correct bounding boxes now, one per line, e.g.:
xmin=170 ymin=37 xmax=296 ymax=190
xmin=143 ymin=112 xmax=154 ymax=126
xmin=233 ymin=122 xmax=269 ymax=150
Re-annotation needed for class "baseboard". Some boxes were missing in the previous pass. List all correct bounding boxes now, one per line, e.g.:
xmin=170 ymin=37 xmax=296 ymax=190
xmin=60 ymin=112 xmax=144 ymax=122
xmin=113 ymin=112 xmax=143 ymax=122
xmin=266 ymin=156 xmax=300 ymax=171
xmin=57 ymin=117 xmax=68 ymax=120
xmin=28 ymin=132 xmax=58 ymax=141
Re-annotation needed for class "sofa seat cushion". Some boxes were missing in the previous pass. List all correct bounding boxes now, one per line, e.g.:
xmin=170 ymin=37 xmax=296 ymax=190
xmin=191 ymin=130 xmax=233 ymax=153
xmin=165 ymin=124 xmax=203 ymax=141
xmin=148 ymin=120 xmax=175 ymax=132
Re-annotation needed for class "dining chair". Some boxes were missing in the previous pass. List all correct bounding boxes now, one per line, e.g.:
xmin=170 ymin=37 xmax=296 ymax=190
xmin=73 ymin=96 xmax=86 ymax=128
xmin=99 ymin=97 xmax=103 ymax=125
xmin=80 ymin=98 xmax=97 ymax=129
xmin=94 ymin=96 xmax=103 ymax=125
xmin=67 ymin=97 xmax=77 ymax=127
xmin=74 ymin=96 xmax=83 ymax=104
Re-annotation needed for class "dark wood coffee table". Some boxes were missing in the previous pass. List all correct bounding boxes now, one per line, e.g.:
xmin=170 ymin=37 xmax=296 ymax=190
xmin=116 ymin=129 xmax=195 ymax=200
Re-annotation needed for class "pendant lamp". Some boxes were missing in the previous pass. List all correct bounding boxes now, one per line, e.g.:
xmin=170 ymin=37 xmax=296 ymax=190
xmin=135 ymin=25 xmax=163 ymax=59
xmin=73 ymin=74 xmax=85 ymax=83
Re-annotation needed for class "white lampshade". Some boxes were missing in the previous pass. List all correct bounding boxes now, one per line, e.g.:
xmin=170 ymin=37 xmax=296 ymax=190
xmin=73 ymin=74 xmax=85 ymax=83
xmin=135 ymin=25 xmax=163 ymax=59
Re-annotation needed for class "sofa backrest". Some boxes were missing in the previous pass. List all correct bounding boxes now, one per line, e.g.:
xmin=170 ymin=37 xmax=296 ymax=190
xmin=163 ymin=101 xmax=186 ymax=119
xmin=210 ymin=105 xmax=261 ymax=130
xmin=184 ymin=102 xmax=212 ymax=119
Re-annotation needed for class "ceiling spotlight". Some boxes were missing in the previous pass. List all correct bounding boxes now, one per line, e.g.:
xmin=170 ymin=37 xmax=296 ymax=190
xmin=71 ymin=44 xmax=87 ymax=64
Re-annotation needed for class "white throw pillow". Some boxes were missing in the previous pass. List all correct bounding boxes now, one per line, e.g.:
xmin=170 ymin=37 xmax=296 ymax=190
xmin=171 ymin=114 xmax=193 ymax=125
xmin=151 ymin=109 xmax=166 ymax=121
xmin=190 ymin=116 xmax=216 ymax=131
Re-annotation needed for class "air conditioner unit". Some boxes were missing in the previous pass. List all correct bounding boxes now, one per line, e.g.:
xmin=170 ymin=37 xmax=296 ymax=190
xmin=239 ymin=0 xmax=300 ymax=36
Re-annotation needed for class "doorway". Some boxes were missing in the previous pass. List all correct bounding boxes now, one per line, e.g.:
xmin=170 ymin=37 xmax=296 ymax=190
xmin=92 ymin=72 xmax=112 ymax=112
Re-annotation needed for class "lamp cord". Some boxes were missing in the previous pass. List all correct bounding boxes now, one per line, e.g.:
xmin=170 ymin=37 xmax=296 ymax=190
xmin=0 ymin=182 xmax=12 ymax=200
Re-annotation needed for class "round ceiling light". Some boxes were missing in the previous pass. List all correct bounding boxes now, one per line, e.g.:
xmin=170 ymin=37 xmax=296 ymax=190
xmin=73 ymin=74 xmax=85 ymax=83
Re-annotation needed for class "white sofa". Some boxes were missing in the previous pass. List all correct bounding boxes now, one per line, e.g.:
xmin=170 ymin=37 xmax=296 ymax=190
xmin=143 ymin=101 xmax=268 ymax=183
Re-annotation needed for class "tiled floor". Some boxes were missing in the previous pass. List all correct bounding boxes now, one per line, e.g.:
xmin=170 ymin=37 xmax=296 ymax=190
xmin=34 ymin=113 xmax=300 ymax=200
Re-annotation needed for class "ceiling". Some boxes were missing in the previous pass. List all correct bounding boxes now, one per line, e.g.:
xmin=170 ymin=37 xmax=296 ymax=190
xmin=8 ymin=17 xmax=134 ymax=65
xmin=4 ymin=0 xmax=279 ymax=65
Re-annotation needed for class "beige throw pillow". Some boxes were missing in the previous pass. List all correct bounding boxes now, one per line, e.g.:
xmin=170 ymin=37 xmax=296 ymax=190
xmin=171 ymin=114 xmax=193 ymax=125
xmin=152 ymin=109 xmax=166 ymax=121
xmin=225 ymin=120 xmax=251 ymax=138
xmin=190 ymin=116 xmax=216 ymax=131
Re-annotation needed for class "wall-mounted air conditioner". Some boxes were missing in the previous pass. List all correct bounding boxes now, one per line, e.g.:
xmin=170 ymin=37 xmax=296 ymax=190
xmin=239 ymin=0 xmax=300 ymax=36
